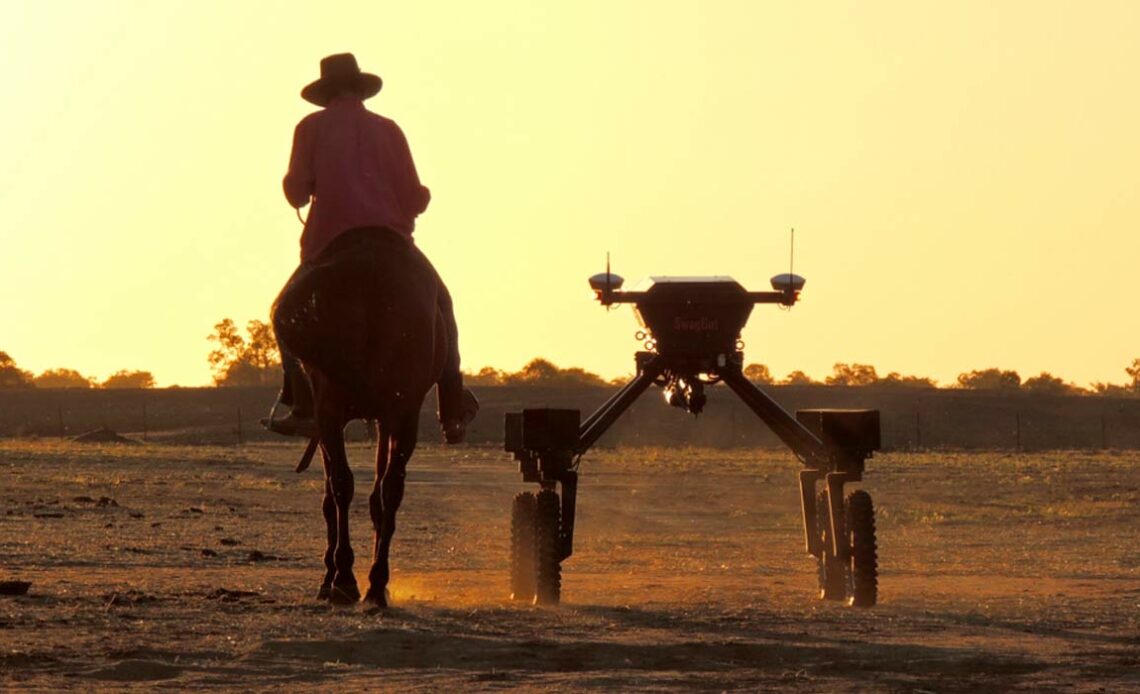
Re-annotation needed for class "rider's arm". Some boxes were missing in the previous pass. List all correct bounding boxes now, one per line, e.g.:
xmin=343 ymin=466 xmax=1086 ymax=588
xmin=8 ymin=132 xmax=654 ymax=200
xmin=390 ymin=124 xmax=431 ymax=216
xmin=283 ymin=120 xmax=315 ymax=208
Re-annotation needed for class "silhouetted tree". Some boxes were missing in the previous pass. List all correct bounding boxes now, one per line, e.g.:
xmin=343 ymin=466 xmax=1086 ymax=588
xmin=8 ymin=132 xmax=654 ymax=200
xmin=608 ymin=373 xmax=633 ymax=386
xmin=879 ymin=372 xmax=938 ymax=389
xmin=207 ymin=319 xmax=280 ymax=386
xmin=103 ymin=370 xmax=156 ymax=389
xmin=826 ymin=363 xmax=879 ymax=386
xmin=1090 ymin=359 xmax=1140 ymax=397
xmin=782 ymin=370 xmax=818 ymax=386
xmin=501 ymin=358 xmax=607 ymax=387
xmin=464 ymin=366 xmax=506 ymax=386
xmin=33 ymin=368 xmax=95 ymax=389
xmin=0 ymin=351 xmax=33 ymax=389
xmin=1021 ymin=372 xmax=1082 ymax=396
xmin=1127 ymin=358 xmax=1140 ymax=394
xmin=743 ymin=363 xmax=773 ymax=383
xmin=1092 ymin=381 xmax=1133 ymax=397
xmin=956 ymin=368 xmax=1021 ymax=390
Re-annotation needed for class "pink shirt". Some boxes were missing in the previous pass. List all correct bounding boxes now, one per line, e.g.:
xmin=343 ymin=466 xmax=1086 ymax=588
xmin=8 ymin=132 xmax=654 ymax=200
xmin=284 ymin=97 xmax=431 ymax=261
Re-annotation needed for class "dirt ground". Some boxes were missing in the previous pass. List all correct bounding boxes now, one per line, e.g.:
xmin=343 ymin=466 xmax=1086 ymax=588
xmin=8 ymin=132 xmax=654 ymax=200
xmin=1 ymin=440 xmax=1137 ymax=692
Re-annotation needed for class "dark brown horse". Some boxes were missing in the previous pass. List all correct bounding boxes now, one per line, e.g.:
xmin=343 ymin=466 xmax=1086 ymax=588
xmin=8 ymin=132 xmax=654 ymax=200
xmin=272 ymin=228 xmax=447 ymax=606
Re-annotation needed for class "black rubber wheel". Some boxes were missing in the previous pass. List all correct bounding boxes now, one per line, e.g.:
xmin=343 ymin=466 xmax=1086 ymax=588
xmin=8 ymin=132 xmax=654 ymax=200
xmin=534 ymin=489 xmax=562 ymax=605
xmin=816 ymin=490 xmax=847 ymax=601
xmin=509 ymin=492 xmax=537 ymax=602
xmin=845 ymin=490 xmax=878 ymax=608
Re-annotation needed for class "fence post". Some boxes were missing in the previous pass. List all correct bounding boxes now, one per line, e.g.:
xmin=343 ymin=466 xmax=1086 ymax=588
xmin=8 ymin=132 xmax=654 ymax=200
xmin=236 ymin=408 xmax=244 ymax=445
xmin=915 ymin=411 xmax=922 ymax=450
xmin=1015 ymin=412 xmax=1021 ymax=452
xmin=142 ymin=403 xmax=148 ymax=442
xmin=1101 ymin=414 xmax=1107 ymax=450
xmin=58 ymin=406 xmax=65 ymax=438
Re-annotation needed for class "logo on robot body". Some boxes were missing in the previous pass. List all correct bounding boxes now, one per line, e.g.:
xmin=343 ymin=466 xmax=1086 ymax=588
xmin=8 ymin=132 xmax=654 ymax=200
xmin=673 ymin=316 xmax=720 ymax=332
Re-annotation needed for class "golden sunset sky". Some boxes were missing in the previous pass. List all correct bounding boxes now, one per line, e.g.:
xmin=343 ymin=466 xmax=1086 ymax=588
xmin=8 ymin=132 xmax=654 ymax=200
xmin=2 ymin=1 xmax=1138 ymax=387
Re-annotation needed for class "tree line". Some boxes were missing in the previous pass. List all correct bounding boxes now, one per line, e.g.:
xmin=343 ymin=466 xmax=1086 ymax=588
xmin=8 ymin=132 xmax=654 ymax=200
xmin=0 ymin=352 xmax=155 ymax=390
xmin=742 ymin=362 xmax=1140 ymax=396
xmin=197 ymin=319 xmax=1140 ymax=396
xmin=3 ymin=317 xmax=1140 ymax=396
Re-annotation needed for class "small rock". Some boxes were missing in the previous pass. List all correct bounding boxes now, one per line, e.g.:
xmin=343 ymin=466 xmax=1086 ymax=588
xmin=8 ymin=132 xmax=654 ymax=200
xmin=247 ymin=550 xmax=282 ymax=562
xmin=0 ymin=581 xmax=31 ymax=596
xmin=200 ymin=549 xmax=217 ymax=558
xmin=96 ymin=497 xmax=118 ymax=508
xmin=219 ymin=538 xmax=240 ymax=546
xmin=205 ymin=588 xmax=259 ymax=602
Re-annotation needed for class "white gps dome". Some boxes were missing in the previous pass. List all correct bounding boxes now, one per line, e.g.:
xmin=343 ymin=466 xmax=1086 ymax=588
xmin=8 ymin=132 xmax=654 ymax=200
xmin=770 ymin=273 xmax=806 ymax=292
xmin=588 ymin=272 xmax=625 ymax=292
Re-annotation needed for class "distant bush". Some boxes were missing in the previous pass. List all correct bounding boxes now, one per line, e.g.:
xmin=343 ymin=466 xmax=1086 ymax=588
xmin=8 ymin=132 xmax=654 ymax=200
xmin=956 ymin=368 xmax=1022 ymax=391
xmin=464 ymin=358 xmax=607 ymax=387
xmin=504 ymin=358 xmax=608 ymax=387
xmin=1092 ymin=382 xmax=1133 ymax=397
xmin=33 ymin=368 xmax=95 ymax=389
xmin=825 ymin=363 xmax=879 ymax=386
xmin=743 ymin=363 xmax=773 ymax=384
xmin=781 ymin=370 xmax=818 ymax=386
xmin=879 ymin=372 xmax=938 ymax=389
xmin=1022 ymin=372 xmax=1085 ymax=396
xmin=103 ymin=370 xmax=156 ymax=389
xmin=464 ymin=366 xmax=507 ymax=386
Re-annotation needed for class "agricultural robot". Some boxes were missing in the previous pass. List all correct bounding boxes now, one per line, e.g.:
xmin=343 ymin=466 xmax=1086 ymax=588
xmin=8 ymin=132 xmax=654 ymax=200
xmin=505 ymin=268 xmax=880 ymax=607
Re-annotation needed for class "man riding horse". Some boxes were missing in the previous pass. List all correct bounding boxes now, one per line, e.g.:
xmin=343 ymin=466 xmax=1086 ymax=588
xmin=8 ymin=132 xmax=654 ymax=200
xmin=265 ymin=53 xmax=476 ymax=443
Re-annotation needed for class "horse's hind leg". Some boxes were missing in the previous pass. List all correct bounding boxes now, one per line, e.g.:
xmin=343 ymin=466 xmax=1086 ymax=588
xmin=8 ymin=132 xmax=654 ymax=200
xmin=319 ymin=416 xmax=360 ymax=605
xmin=364 ymin=415 xmax=418 ymax=607
xmin=316 ymin=473 xmax=336 ymax=600
xmin=364 ymin=422 xmax=391 ymax=607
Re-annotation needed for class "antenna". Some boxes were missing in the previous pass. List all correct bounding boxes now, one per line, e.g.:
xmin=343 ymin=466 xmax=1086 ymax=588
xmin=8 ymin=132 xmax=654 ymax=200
xmin=789 ymin=227 xmax=795 ymax=279
xmin=605 ymin=251 xmax=612 ymax=307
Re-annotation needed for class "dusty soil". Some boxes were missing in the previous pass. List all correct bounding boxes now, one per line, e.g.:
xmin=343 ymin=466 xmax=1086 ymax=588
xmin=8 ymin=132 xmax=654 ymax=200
xmin=1 ymin=440 xmax=1137 ymax=691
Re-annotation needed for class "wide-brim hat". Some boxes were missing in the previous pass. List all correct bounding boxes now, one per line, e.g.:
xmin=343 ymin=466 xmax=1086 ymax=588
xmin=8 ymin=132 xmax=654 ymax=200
xmin=301 ymin=53 xmax=382 ymax=107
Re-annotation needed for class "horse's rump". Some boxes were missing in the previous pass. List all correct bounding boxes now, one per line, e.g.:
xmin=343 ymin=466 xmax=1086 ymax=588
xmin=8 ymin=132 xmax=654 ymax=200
xmin=272 ymin=227 xmax=444 ymax=416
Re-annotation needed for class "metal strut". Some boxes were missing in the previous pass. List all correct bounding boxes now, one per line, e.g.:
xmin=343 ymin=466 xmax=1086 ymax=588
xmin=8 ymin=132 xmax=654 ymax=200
xmin=576 ymin=357 xmax=665 ymax=453
xmin=719 ymin=368 xmax=828 ymax=464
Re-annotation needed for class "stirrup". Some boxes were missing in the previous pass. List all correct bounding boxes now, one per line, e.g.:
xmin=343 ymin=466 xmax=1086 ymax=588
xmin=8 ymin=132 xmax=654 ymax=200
xmin=261 ymin=413 xmax=319 ymax=439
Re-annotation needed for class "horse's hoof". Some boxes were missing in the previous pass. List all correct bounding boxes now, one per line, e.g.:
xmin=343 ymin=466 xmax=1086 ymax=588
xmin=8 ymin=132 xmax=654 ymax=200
xmin=328 ymin=582 xmax=360 ymax=606
xmin=362 ymin=588 xmax=389 ymax=609
xmin=316 ymin=583 xmax=332 ymax=601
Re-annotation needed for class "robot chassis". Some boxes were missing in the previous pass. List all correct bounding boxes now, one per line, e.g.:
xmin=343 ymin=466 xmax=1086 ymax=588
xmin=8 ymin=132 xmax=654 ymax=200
xmin=505 ymin=271 xmax=880 ymax=607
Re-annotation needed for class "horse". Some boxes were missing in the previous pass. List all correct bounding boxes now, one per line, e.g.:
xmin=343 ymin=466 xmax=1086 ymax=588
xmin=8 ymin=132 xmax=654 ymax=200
xmin=272 ymin=227 xmax=448 ymax=607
